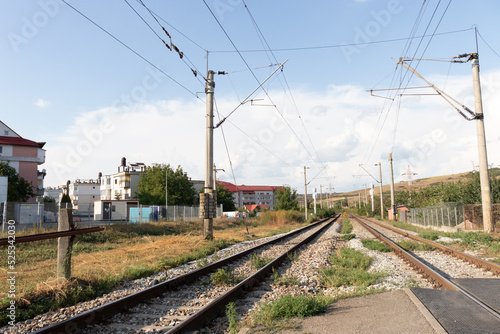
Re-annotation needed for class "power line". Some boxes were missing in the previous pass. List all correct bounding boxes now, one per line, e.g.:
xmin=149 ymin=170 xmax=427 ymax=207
xmin=202 ymin=0 xmax=324 ymax=178
xmin=477 ymin=29 xmax=500 ymax=59
xmin=130 ymin=0 xmax=206 ymax=83
xmin=209 ymin=28 xmax=474 ymax=53
xmin=240 ymin=0 xmax=332 ymax=184
xmin=61 ymin=0 xmax=201 ymax=100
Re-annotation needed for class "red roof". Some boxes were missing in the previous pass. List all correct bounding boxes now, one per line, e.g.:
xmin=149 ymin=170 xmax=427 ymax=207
xmin=244 ymin=204 xmax=268 ymax=212
xmin=0 ymin=136 xmax=43 ymax=148
xmin=217 ymin=180 xmax=279 ymax=193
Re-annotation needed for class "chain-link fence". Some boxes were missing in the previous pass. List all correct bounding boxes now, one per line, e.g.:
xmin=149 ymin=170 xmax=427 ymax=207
xmin=462 ymin=203 xmax=500 ymax=230
xmin=408 ymin=202 xmax=464 ymax=228
xmin=129 ymin=205 xmax=224 ymax=223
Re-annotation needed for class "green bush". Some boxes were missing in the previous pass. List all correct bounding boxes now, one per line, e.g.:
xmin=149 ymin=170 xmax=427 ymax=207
xmin=341 ymin=219 xmax=353 ymax=234
xmin=418 ymin=233 xmax=439 ymax=241
xmin=211 ymin=267 xmax=243 ymax=286
xmin=341 ymin=233 xmax=356 ymax=241
xmin=250 ymin=253 xmax=272 ymax=270
xmin=397 ymin=240 xmax=434 ymax=252
xmin=361 ymin=239 xmax=392 ymax=252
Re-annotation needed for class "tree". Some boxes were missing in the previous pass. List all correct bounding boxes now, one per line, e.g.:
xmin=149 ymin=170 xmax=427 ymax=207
xmin=136 ymin=164 xmax=196 ymax=206
xmin=216 ymin=183 xmax=236 ymax=211
xmin=0 ymin=162 xmax=35 ymax=202
xmin=274 ymin=185 xmax=299 ymax=210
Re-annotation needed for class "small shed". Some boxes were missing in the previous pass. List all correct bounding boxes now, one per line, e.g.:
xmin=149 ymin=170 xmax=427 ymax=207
xmin=94 ymin=200 xmax=139 ymax=221
xmin=388 ymin=205 xmax=408 ymax=221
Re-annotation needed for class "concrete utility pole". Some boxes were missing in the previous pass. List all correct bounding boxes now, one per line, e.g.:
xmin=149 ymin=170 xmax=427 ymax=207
xmin=304 ymin=166 xmax=309 ymax=221
xmin=471 ymin=53 xmax=494 ymax=232
xmin=370 ymin=183 xmax=375 ymax=212
xmin=378 ymin=162 xmax=384 ymax=219
xmin=389 ymin=154 xmax=396 ymax=221
xmin=201 ymin=70 xmax=215 ymax=239
xmin=320 ymin=185 xmax=323 ymax=209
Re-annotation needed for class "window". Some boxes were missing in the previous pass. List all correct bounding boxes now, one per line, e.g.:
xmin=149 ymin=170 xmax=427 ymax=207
xmin=115 ymin=179 xmax=117 ymax=184
xmin=112 ymin=205 xmax=116 ymax=212
xmin=4 ymin=131 xmax=8 ymax=136
xmin=0 ymin=146 xmax=2 ymax=154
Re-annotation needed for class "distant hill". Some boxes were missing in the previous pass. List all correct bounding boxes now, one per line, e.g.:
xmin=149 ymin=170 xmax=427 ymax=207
xmin=331 ymin=170 xmax=475 ymax=200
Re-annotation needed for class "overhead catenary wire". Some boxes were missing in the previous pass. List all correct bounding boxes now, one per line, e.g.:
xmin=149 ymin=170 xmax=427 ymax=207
xmin=130 ymin=0 xmax=206 ymax=83
xmin=209 ymin=28 xmax=474 ymax=53
xmin=202 ymin=1 xmax=326 ymax=180
xmin=61 ymin=0 xmax=202 ymax=101
xmin=241 ymin=0 xmax=331 ymax=183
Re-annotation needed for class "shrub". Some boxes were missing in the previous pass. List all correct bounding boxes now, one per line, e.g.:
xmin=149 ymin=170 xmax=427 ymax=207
xmin=361 ymin=239 xmax=392 ymax=252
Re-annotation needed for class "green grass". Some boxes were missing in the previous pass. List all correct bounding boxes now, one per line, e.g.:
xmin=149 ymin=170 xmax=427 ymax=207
xmin=271 ymin=270 xmax=300 ymax=286
xmin=397 ymin=240 xmax=435 ymax=252
xmin=249 ymin=253 xmax=272 ymax=270
xmin=361 ymin=239 xmax=392 ymax=252
xmin=0 ymin=276 xmax=119 ymax=327
xmin=226 ymin=302 xmax=239 ymax=334
xmin=250 ymin=294 xmax=332 ymax=327
xmin=319 ymin=247 xmax=386 ymax=288
xmin=341 ymin=233 xmax=356 ymax=241
xmin=418 ymin=233 xmax=440 ymax=241
xmin=157 ymin=239 xmax=233 ymax=269
xmin=210 ymin=267 xmax=243 ymax=286
xmin=330 ymin=247 xmax=371 ymax=270
xmin=341 ymin=219 xmax=353 ymax=234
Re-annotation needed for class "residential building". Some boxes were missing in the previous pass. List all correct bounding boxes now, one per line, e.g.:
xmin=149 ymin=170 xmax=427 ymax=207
xmin=43 ymin=186 xmax=63 ymax=203
xmin=0 ymin=121 xmax=46 ymax=201
xmin=216 ymin=181 xmax=280 ymax=210
xmin=66 ymin=179 xmax=100 ymax=215
xmin=100 ymin=157 xmax=146 ymax=201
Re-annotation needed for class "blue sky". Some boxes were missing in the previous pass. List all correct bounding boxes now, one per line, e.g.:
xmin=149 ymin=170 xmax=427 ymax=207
xmin=2 ymin=0 xmax=500 ymax=194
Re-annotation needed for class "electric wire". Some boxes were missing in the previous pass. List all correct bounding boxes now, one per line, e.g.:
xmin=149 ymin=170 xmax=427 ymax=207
xmin=131 ymin=0 xmax=206 ymax=84
xmin=240 ymin=0 xmax=332 ymax=184
xmin=477 ymin=29 xmax=500 ymax=59
xmin=60 ymin=0 xmax=201 ymax=101
xmin=202 ymin=0 xmax=325 ymax=178
xmin=209 ymin=28 xmax=474 ymax=53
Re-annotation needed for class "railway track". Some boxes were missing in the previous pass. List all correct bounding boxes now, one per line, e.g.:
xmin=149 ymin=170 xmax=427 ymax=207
xmin=351 ymin=214 xmax=500 ymax=330
xmin=29 ymin=216 xmax=338 ymax=334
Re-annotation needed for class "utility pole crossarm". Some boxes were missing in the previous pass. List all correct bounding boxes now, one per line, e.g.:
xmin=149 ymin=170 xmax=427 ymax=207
xmin=394 ymin=57 xmax=478 ymax=121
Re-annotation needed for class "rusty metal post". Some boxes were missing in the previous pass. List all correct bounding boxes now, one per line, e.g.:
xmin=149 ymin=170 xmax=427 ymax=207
xmin=57 ymin=208 xmax=74 ymax=279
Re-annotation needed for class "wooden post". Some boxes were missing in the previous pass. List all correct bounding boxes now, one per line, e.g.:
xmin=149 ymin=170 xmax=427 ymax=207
xmin=57 ymin=208 xmax=74 ymax=280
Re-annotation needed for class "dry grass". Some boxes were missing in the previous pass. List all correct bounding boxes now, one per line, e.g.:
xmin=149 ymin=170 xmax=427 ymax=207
xmin=0 ymin=218 xmax=306 ymax=302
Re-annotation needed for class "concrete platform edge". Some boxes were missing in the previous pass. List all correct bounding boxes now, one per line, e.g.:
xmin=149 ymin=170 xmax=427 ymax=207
xmin=404 ymin=288 xmax=447 ymax=334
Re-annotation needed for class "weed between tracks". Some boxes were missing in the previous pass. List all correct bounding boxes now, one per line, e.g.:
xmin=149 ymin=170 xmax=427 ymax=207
xmin=361 ymin=239 xmax=392 ymax=252
xmin=340 ymin=218 xmax=353 ymax=234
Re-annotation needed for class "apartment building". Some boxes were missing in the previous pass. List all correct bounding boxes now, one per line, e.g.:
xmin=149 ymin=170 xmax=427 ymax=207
xmin=0 ymin=121 xmax=46 ymax=201
xmin=216 ymin=180 xmax=279 ymax=210
xmin=100 ymin=157 xmax=146 ymax=200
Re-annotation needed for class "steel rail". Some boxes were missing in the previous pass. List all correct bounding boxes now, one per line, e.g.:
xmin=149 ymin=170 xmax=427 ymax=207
xmin=363 ymin=216 xmax=500 ymax=275
xmin=352 ymin=215 xmax=500 ymax=321
xmin=0 ymin=226 xmax=104 ymax=246
xmin=33 ymin=217 xmax=333 ymax=334
xmin=351 ymin=215 xmax=457 ymax=290
xmin=169 ymin=215 xmax=338 ymax=333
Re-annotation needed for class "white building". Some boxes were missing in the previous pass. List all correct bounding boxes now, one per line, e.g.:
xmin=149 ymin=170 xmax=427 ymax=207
xmin=44 ymin=186 xmax=63 ymax=203
xmin=66 ymin=179 xmax=100 ymax=215
xmin=100 ymin=157 xmax=146 ymax=201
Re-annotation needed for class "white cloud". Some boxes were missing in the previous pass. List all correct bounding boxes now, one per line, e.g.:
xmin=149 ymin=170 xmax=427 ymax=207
xmin=43 ymin=69 xmax=500 ymax=194
xmin=35 ymin=98 xmax=50 ymax=108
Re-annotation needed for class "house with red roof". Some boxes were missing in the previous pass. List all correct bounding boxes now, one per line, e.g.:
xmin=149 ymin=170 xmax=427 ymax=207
xmin=0 ymin=121 xmax=46 ymax=201
xmin=217 ymin=180 xmax=280 ymax=210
